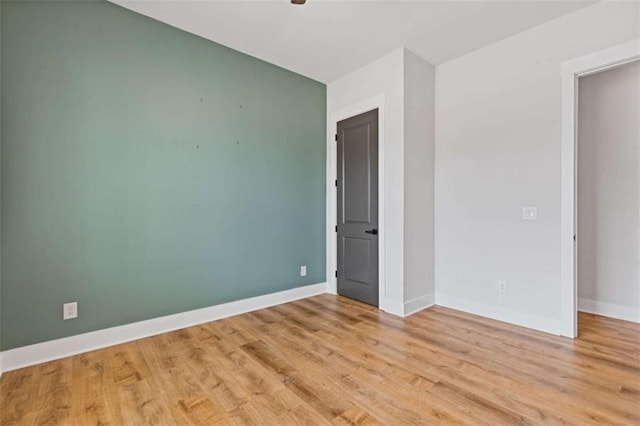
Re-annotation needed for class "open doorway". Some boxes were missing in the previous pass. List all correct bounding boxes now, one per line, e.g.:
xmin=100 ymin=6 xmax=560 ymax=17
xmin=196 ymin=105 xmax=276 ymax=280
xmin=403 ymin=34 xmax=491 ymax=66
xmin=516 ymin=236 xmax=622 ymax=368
xmin=561 ymin=40 xmax=640 ymax=338
xmin=576 ymin=61 xmax=640 ymax=326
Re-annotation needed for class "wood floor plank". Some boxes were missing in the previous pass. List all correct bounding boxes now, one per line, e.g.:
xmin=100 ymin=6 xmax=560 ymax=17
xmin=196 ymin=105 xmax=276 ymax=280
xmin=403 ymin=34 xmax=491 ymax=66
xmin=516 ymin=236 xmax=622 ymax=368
xmin=2 ymin=294 xmax=639 ymax=425
xmin=290 ymin=301 xmax=572 ymax=424
xmin=405 ymin=310 xmax=638 ymax=393
xmin=352 ymin=311 xmax=636 ymax=424
xmin=256 ymin=312 xmax=513 ymax=425
xmin=108 ymin=345 xmax=177 ymax=425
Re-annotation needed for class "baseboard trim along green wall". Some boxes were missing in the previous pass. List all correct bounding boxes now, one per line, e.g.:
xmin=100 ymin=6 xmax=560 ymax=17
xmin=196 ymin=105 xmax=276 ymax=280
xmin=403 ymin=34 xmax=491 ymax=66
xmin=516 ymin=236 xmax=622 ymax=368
xmin=1 ymin=0 xmax=326 ymax=350
xmin=0 ymin=283 xmax=328 ymax=373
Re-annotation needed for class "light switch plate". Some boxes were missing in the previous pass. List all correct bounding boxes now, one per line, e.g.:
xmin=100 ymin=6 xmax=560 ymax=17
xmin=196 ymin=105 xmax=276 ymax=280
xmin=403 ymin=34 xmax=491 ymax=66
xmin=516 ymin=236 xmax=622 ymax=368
xmin=300 ymin=265 xmax=307 ymax=277
xmin=522 ymin=207 xmax=538 ymax=220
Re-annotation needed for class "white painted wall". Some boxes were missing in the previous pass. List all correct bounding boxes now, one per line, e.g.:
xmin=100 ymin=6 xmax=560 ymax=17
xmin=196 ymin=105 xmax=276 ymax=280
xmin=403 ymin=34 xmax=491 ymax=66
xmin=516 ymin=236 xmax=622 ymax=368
xmin=577 ymin=61 xmax=640 ymax=323
xmin=327 ymin=48 xmax=405 ymax=313
xmin=435 ymin=1 xmax=640 ymax=334
xmin=404 ymin=50 xmax=436 ymax=313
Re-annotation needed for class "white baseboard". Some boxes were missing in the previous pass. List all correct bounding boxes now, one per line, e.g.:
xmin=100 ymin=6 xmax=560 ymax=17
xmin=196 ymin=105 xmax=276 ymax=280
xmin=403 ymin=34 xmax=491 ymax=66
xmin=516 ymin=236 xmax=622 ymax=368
xmin=578 ymin=298 xmax=640 ymax=323
xmin=0 ymin=283 xmax=327 ymax=373
xmin=404 ymin=293 xmax=435 ymax=316
xmin=435 ymin=293 xmax=563 ymax=336
xmin=383 ymin=298 xmax=405 ymax=317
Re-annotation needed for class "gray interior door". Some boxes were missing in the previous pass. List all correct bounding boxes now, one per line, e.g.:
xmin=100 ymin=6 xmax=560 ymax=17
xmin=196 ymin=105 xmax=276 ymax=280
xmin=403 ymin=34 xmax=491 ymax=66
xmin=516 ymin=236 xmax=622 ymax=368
xmin=337 ymin=109 xmax=379 ymax=307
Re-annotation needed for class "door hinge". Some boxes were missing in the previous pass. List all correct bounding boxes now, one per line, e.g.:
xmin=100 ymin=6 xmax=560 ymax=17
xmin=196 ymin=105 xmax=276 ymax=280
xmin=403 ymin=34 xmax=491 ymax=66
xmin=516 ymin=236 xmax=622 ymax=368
xmin=335 ymin=134 xmax=338 ymax=142
xmin=335 ymin=225 xmax=338 ymax=232
xmin=335 ymin=270 xmax=338 ymax=278
xmin=335 ymin=179 xmax=338 ymax=187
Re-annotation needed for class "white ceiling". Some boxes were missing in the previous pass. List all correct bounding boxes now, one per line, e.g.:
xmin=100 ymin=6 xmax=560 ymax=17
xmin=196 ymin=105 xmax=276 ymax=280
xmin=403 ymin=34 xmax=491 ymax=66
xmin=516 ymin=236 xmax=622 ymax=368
xmin=111 ymin=0 xmax=597 ymax=83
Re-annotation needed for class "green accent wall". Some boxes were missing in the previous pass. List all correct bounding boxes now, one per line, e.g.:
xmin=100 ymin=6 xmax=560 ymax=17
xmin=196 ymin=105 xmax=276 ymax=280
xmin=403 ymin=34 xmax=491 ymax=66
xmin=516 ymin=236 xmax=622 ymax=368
xmin=0 ymin=1 xmax=326 ymax=350
xmin=0 ymin=0 xmax=4 ymax=353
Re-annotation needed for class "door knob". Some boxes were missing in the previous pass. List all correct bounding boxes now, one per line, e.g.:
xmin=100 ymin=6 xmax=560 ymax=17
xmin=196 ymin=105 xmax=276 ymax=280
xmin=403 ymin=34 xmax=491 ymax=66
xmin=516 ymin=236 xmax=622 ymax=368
xmin=365 ymin=229 xmax=378 ymax=235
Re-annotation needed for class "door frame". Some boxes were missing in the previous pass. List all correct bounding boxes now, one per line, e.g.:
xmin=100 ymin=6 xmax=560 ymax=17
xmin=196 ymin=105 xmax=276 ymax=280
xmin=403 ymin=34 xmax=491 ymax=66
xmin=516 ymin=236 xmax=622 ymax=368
xmin=560 ymin=39 xmax=640 ymax=338
xmin=327 ymin=95 xmax=386 ymax=311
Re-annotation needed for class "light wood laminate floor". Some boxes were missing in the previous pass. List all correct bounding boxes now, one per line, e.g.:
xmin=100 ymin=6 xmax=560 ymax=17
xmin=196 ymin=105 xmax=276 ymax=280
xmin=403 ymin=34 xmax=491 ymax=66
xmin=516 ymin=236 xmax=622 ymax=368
xmin=1 ymin=294 xmax=639 ymax=425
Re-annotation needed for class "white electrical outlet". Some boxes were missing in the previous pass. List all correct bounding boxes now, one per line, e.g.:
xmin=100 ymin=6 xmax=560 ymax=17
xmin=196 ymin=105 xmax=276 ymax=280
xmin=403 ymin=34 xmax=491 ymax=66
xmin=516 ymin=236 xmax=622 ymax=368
xmin=63 ymin=302 xmax=78 ymax=320
xmin=498 ymin=281 xmax=507 ymax=294
xmin=300 ymin=265 xmax=307 ymax=277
